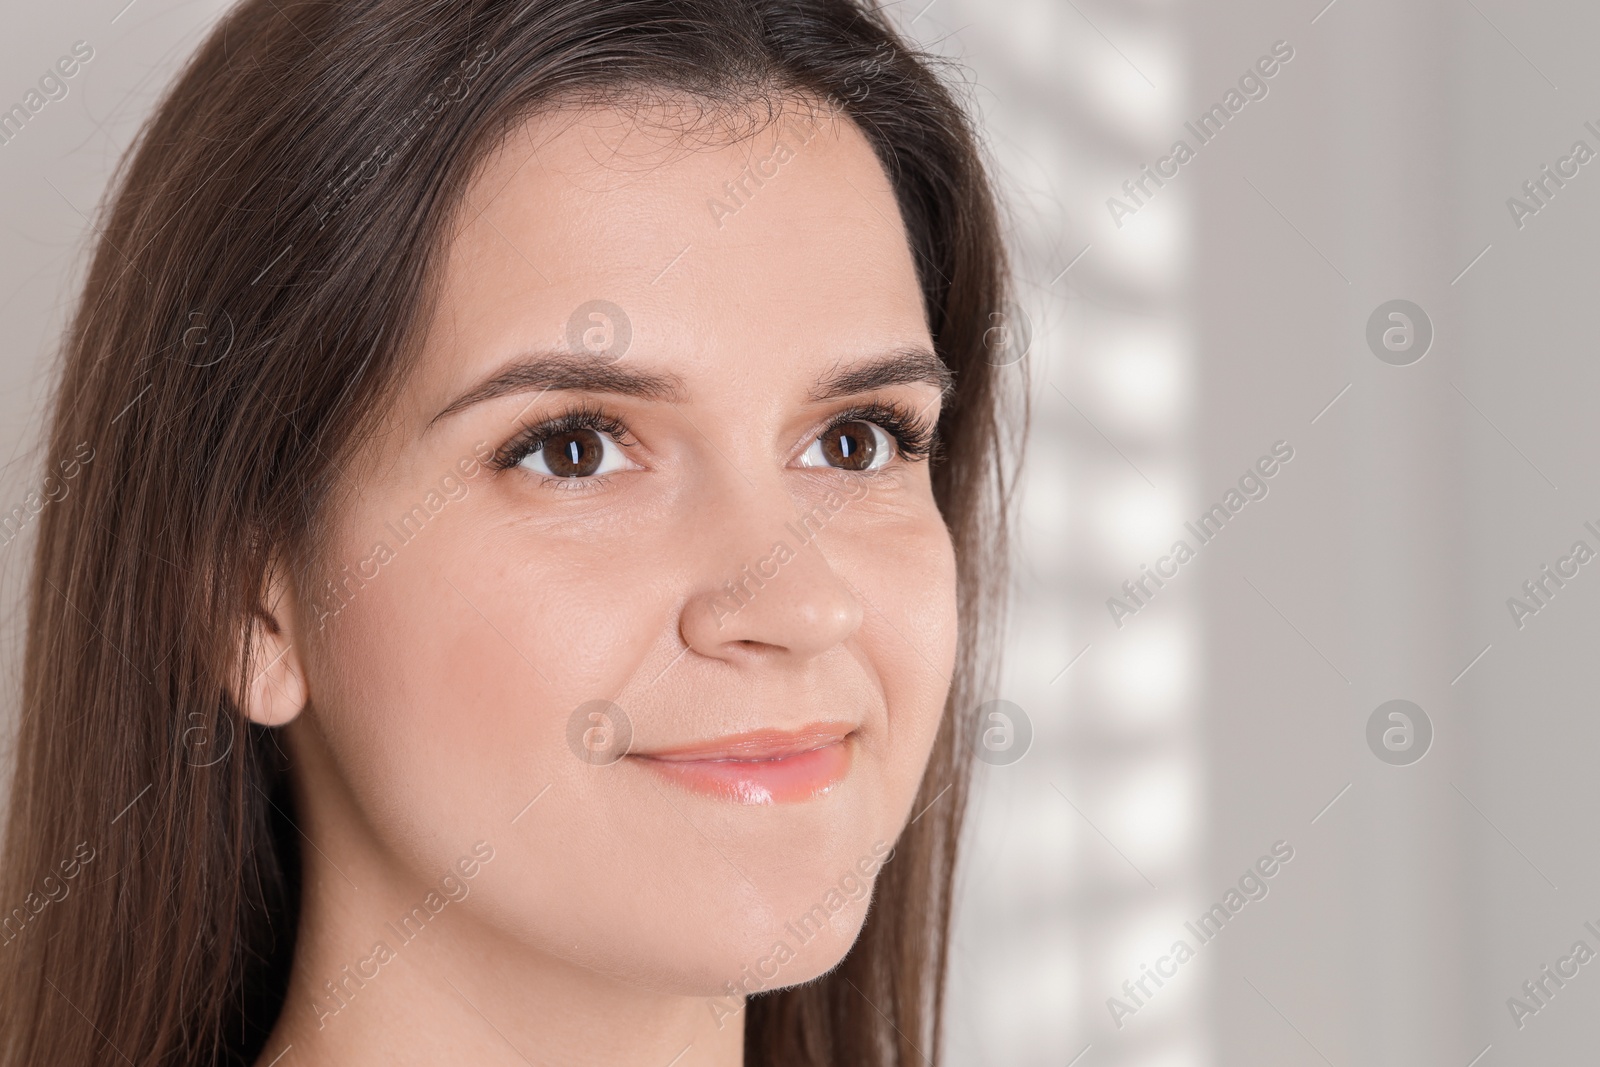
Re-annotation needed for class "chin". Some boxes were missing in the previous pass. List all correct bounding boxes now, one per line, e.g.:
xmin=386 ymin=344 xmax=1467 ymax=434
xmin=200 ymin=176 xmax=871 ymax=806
xmin=702 ymin=831 xmax=894 ymax=997
xmin=468 ymin=792 xmax=898 ymax=1001
xmin=666 ymin=876 xmax=881 ymax=1000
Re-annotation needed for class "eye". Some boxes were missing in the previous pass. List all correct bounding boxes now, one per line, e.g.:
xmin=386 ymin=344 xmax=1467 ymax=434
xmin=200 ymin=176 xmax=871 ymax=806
xmin=799 ymin=419 xmax=894 ymax=472
xmin=519 ymin=427 xmax=631 ymax=479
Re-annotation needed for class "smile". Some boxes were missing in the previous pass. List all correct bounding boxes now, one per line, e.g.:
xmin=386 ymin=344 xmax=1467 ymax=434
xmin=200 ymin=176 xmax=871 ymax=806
xmin=629 ymin=722 xmax=856 ymax=805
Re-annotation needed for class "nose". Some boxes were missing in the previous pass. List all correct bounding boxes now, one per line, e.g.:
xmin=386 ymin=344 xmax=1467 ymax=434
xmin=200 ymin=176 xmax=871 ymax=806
xmin=679 ymin=494 xmax=864 ymax=664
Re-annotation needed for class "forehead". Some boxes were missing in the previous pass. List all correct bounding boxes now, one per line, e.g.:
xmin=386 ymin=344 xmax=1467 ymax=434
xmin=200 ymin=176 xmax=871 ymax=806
xmin=412 ymin=96 xmax=930 ymax=404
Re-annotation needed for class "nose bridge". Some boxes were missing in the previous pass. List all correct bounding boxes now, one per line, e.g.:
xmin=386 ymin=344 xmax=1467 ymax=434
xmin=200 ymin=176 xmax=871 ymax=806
xmin=679 ymin=465 xmax=863 ymax=661
xmin=699 ymin=471 xmax=828 ymax=616
xmin=693 ymin=458 xmax=789 ymax=557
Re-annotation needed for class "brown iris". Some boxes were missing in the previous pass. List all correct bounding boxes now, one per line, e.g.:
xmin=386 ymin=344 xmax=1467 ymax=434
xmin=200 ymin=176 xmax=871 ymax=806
xmin=541 ymin=428 xmax=605 ymax=477
xmin=820 ymin=420 xmax=878 ymax=471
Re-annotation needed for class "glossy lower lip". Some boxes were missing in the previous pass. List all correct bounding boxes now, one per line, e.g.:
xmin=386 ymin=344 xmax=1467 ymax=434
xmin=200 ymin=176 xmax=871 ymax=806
xmin=630 ymin=724 xmax=856 ymax=805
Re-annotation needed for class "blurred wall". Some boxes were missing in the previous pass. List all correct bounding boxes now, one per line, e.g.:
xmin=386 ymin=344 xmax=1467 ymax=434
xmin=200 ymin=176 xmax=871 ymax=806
xmin=912 ymin=0 xmax=1600 ymax=1065
xmin=0 ymin=0 xmax=232 ymax=678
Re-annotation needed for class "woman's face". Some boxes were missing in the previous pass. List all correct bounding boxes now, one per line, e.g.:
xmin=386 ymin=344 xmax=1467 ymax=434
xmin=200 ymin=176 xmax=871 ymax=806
xmin=281 ymin=99 xmax=958 ymax=998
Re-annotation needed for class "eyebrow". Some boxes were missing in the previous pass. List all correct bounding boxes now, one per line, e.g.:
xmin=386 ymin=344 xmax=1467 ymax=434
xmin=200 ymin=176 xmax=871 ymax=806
xmin=429 ymin=353 xmax=687 ymax=428
xmin=429 ymin=345 xmax=954 ymax=428
xmin=810 ymin=347 xmax=954 ymax=401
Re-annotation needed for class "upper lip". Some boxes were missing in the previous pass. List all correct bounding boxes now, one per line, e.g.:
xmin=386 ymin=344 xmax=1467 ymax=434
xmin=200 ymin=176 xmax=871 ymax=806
xmin=631 ymin=721 xmax=856 ymax=762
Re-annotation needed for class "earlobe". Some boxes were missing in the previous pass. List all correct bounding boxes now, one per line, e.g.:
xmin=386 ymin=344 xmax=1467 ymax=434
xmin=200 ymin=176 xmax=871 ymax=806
xmin=236 ymin=563 xmax=309 ymax=728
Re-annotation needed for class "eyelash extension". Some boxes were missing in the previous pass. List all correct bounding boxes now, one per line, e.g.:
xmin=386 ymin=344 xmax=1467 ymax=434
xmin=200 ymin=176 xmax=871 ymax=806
xmin=490 ymin=403 xmax=634 ymax=471
xmin=824 ymin=400 xmax=939 ymax=464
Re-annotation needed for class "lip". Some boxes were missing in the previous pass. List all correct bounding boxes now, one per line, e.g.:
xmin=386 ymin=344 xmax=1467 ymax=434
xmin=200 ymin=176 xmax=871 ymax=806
xmin=629 ymin=722 xmax=856 ymax=805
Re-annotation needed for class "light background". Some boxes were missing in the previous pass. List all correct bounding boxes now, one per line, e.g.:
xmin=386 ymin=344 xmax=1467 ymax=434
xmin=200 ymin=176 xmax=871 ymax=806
xmin=3 ymin=1 xmax=1599 ymax=1065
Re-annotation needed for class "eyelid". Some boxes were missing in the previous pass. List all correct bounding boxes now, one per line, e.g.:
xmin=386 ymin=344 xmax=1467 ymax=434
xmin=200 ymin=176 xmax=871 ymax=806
xmin=794 ymin=398 xmax=939 ymax=468
xmin=520 ymin=428 xmax=636 ymax=480
xmin=490 ymin=402 xmax=639 ymax=473
xmin=490 ymin=396 xmax=938 ymax=480
xmin=797 ymin=421 xmax=895 ymax=471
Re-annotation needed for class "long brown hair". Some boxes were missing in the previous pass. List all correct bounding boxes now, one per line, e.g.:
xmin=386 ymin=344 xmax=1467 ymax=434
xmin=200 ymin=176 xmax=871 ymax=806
xmin=0 ymin=1 xmax=1016 ymax=1063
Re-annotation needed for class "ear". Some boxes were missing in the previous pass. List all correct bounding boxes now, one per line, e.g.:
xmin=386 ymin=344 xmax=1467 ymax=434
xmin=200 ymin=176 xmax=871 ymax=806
xmin=236 ymin=557 xmax=309 ymax=727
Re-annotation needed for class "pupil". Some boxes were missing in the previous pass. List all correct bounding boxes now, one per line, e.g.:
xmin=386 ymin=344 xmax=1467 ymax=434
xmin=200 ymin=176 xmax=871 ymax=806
xmin=823 ymin=421 xmax=876 ymax=471
xmin=543 ymin=428 xmax=603 ymax=477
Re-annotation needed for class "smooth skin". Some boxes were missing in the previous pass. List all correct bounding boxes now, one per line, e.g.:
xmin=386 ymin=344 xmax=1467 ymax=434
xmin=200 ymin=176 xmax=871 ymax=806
xmin=245 ymin=97 xmax=958 ymax=1067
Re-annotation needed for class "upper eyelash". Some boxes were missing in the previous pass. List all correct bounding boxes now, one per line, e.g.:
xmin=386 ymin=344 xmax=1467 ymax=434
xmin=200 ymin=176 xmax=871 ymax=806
xmin=824 ymin=400 xmax=939 ymax=464
xmin=489 ymin=398 xmax=940 ymax=474
xmin=490 ymin=403 xmax=633 ymax=471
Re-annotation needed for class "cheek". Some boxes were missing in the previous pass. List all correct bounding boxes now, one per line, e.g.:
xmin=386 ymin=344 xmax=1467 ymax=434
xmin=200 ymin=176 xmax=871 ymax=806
xmin=304 ymin=500 xmax=672 ymax=819
xmin=836 ymin=502 xmax=958 ymax=805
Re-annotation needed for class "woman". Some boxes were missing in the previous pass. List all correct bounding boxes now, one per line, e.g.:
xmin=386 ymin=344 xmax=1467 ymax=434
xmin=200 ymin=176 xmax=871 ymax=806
xmin=0 ymin=0 xmax=1017 ymax=1063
